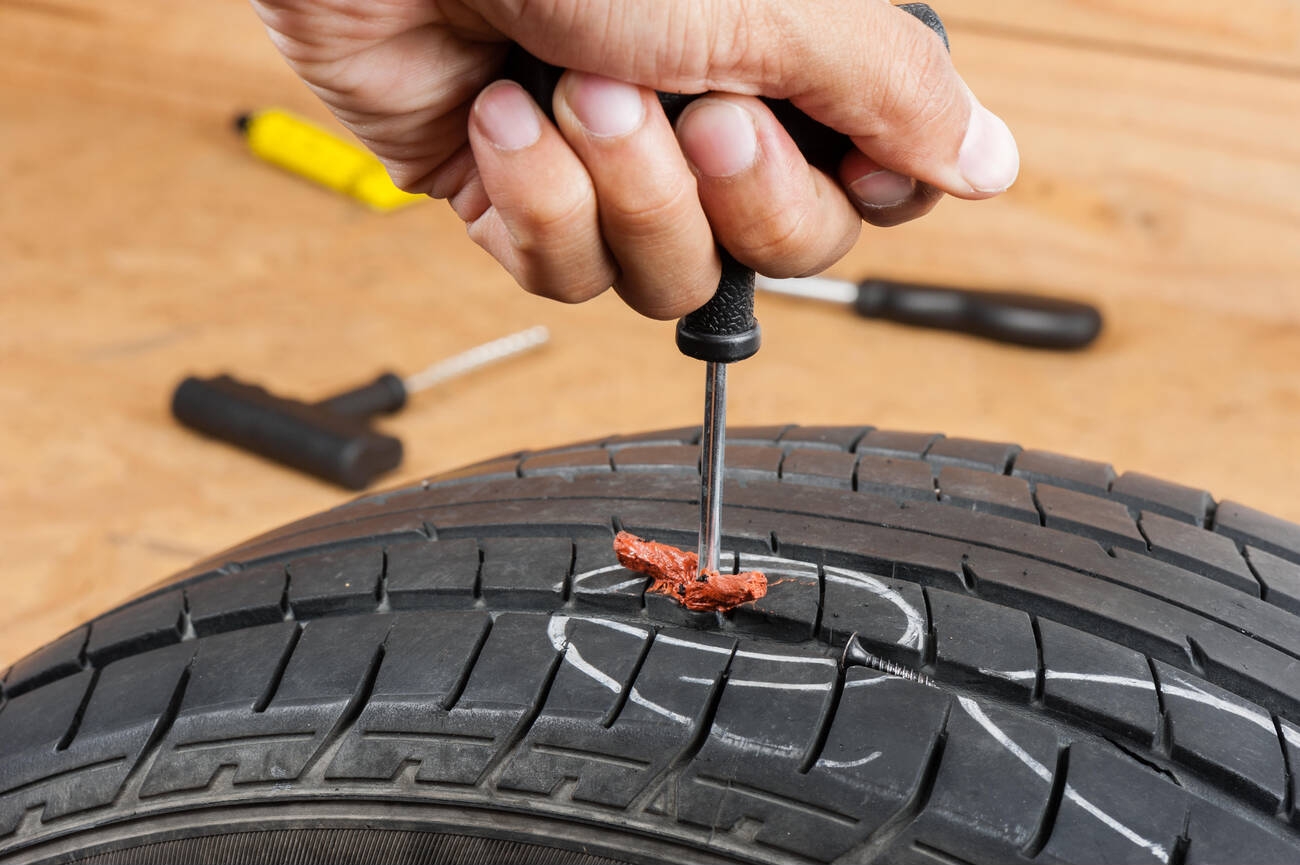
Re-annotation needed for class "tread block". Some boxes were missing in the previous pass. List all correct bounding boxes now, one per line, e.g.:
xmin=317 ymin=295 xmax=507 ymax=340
xmin=34 ymin=644 xmax=194 ymax=823
xmin=1139 ymin=512 xmax=1259 ymax=596
xmin=571 ymin=540 xmax=645 ymax=614
xmin=188 ymin=564 xmax=286 ymax=634
xmin=0 ymin=672 xmax=91 ymax=830
xmin=676 ymin=646 xmax=857 ymax=861
xmin=519 ymin=449 xmax=612 ymax=477
xmin=1040 ymin=740 xmax=1187 ymax=865
xmin=925 ymin=437 xmax=1020 ymax=473
xmin=287 ymin=547 xmax=384 ymax=616
xmin=1036 ymin=484 xmax=1146 ymax=552
xmin=820 ymin=566 xmax=928 ymax=664
xmin=1247 ymin=546 xmax=1300 ymax=615
xmin=325 ymin=611 xmax=493 ymax=780
xmin=5 ymin=626 xmax=87 ymax=697
xmin=234 ymin=511 xmax=430 ymax=567
xmin=326 ymin=612 xmax=560 ymax=786
xmin=139 ymin=616 xmax=390 ymax=797
xmin=912 ymin=698 xmax=1058 ymax=860
xmin=727 ymin=425 xmax=795 ymax=445
xmin=928 ymin=590 xmax=1037 ymax=699
xmin=855 ymin=429 xmax=942 ymax=459
xmin=937 ymin=466 xmax=1038 ymax=523
xmin=780 ymin=449 xmax=857 ymax=489
xmin=497 ymin=618 xmax=654 ymax=801
xmin=1110 ymin=472 xmax=1212 ymax=526
xmin=683 ymin=668 xmax=948 ymax=863
xmin=1184 ymin=800 xmax=1300 ymax=865
xmin=1214 ymin=501 xmax=1300 ymax=566
xmin=384 ymin=537 xmax=480 ymax=608
xmin=722 ymin=445 xmax=783 ymax=481
xmin=855 ymin=455 xmax=935 ymax=502
xmin=84 ymin=593 xmax=184 ymax=666
xmin=0 ymin=670 xmax=93 ymax=768
xmin=429 ymin=456 xmax=520 ymax=485
xmin=808 ymin=670 xmax=950 ymax=828
xmin=778 ymin=425 xmax=871 ymax=451
xmin=0 ymin=644 xmax=194 ymax=833
xmin=611 ymin=446 xmax=698 ymax=473
xmin=602 ymin=427 xmax=699 ymax=449
xmin=1153 ymin=661 xmax=1285 ymax=811
xmin=479 ymin=537 xmax=570 ymax=609
xmin=730 ymin=553 xmax=820 ymax=640
xmin=1012 ymin=449 xmax=1116 ymax=493
xmin=1037 ymin=618 xmax=1158 ymax=745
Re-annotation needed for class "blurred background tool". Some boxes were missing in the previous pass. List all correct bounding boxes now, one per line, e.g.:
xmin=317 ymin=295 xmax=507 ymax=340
xmin=236 ymin=108 xmax=426 ymax=212
xmin=171 ymin=326 xmax=549 ymax=489
xmin=756 ymin=274 xmax=1103 ymax=349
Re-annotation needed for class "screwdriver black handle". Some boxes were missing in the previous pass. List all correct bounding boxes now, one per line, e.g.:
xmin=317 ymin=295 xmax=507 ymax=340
xmin=506 ymin=4 xmax=949 ymax=364
xmin=854 ymin=279 xmax=1104 ymax=349
xmin=172 ymin=375 xmax=403 ymax=490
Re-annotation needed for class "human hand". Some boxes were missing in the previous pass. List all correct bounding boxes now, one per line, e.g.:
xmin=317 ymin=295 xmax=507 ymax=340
xmin=252 ymin=0 xmax=1019 ymax=319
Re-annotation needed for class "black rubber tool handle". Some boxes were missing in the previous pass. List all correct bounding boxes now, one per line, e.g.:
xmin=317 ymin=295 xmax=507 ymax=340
xmin=172 ymin=375 xmax=404 ymax=490
xmin=854 ymin=279 xmax=1104 ymax=349
xmin=314 ymin=372 xmax=408 ymax=417
xmin=506 ymin=4 xmax=949 ymax=364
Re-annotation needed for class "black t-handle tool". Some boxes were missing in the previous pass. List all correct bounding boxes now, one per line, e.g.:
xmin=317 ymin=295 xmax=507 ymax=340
xmin=508 ymin=3 xmax=948 ymax=576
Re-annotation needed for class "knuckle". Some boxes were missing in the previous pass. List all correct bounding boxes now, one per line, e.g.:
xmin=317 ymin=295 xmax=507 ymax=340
xmin=603 ymin=177 xmax=697 ymax=235
xmin=514 ymin=185 xmax=597 ymax=250
xmin=880 ymin=29 xmax=959 ymax=137
xmin=731 ymin=202 xmax=818 ymax=269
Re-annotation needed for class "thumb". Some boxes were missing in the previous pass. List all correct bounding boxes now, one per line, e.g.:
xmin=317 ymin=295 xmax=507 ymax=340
xmin=475 ymin=0 xmax=1017 ymax=198
xmin=775 ymin=1 xmax=1019 ymax=197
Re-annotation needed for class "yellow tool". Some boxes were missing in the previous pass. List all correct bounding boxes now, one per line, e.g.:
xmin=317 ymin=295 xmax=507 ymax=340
xmin=235 ymin=108 xmax=424 ymax=212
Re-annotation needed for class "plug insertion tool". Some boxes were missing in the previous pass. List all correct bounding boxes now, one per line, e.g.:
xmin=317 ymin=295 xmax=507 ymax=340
xmin=173 ymin=326 xmax=549 ymax=489
xmin=510 ymin=3 xmax=949 ymax=577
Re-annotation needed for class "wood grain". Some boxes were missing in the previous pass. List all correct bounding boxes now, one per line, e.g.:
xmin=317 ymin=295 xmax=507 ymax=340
xmin=941 ymin=0 xmax=1300 ymax=73
xmin=1 ymin=0 xmax=1298 ymax=670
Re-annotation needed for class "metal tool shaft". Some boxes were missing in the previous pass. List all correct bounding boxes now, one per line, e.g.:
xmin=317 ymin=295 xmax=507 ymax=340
xmin=696 ymin=361 xmax=727 ymax=577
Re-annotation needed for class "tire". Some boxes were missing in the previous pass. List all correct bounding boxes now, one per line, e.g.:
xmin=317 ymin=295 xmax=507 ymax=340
xmin=2 ymin=424 xmax=1299 ymax=865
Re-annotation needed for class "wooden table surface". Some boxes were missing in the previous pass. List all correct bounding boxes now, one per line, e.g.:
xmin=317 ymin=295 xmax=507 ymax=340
xmin=2 ymin=0 xmax=1298 ymax=669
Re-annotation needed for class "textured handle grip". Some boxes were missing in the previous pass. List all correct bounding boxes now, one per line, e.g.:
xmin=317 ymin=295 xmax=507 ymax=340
xmin=675 ymin=252 xmax=761 ymax=361
xmin=172 ymin=375 xmax=404 ymax=489
xmin=854 ymin=280 xmax=1104 ymax=349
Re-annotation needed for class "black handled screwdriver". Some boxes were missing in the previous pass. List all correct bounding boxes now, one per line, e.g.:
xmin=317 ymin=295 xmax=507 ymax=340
xmin=172 ymin=326 xmax=549 ymax=489
xmin=756 ymin=274 xmax=1104 ymax=349
xmin=510 ymin=3 xmax=948 ymax=577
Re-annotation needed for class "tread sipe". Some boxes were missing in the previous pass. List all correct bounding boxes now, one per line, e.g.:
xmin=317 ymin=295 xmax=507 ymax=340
xmin=2 ymin=425 xmax=1298 ymax=864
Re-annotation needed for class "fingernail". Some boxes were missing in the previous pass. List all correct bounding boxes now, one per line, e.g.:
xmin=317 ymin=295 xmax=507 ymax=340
xmin=476 ymin=81 xmax=541 ymax=151
xmin=958 ymin=98 xmax=1020 ymax=193
xmin=568 ymin=72 xmax=645 ymax=138
xmin=678 ymin=100 xmax=758 ymax=178
xmin=848 ymin=169 xmax=916 ymax=208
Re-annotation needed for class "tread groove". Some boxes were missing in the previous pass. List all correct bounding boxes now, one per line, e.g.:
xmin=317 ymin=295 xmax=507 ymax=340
xmin=1024 ymin=743 xmax=1069 ymax=857
xmin=55 ymin=666 xmax=100 ymax=752
xmin=1275 ymin=714 xmax=1295 ymax=818
xmin=1029 ymin=616 xmax=1046 ymax=705
xmin=442 ymin=616 xmax=493 ymax=712
xmin=800 ymin=648 xmax=846 ymax=774
xmin=1147 ymin=656 xmax=1173 ymax=758
xmin=601 ymin=628 xmax=654 ymax=728
xmin=253 ymin=622 xmax=302 ymax=713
